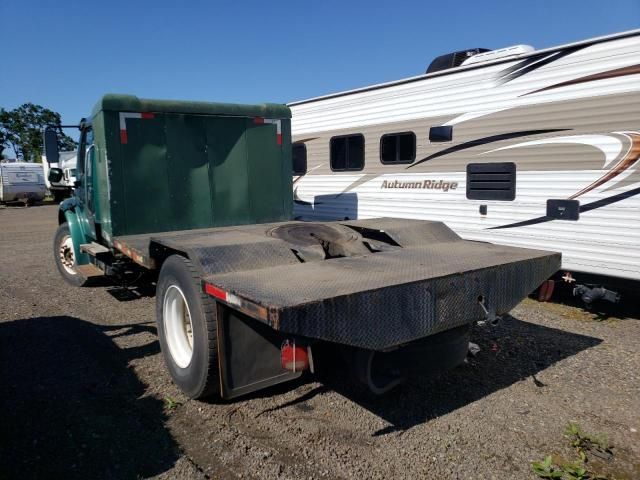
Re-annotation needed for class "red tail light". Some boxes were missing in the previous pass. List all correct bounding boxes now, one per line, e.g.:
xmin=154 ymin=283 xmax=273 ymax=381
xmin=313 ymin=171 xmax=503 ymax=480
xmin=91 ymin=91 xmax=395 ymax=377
xmin=281 ymin=340 xmax=309 ymax=372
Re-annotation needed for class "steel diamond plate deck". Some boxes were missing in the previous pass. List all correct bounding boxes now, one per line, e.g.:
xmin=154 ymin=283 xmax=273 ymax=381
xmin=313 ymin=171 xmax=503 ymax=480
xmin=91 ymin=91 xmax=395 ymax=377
xmin=114 ymin=218 xmax=560 ymax=349
xmin=202 ymin=237 xmax=559 ymax=349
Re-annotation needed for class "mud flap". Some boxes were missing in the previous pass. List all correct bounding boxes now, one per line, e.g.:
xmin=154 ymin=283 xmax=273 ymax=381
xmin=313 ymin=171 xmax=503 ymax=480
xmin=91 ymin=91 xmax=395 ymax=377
xmin=216 ymin=304 xmax=302 ymax=399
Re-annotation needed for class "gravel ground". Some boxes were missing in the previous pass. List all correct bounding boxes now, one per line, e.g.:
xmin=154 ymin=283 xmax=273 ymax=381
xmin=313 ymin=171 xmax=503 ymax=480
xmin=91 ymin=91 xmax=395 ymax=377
xmin=0 ymin=204 xmax=638 ymax=480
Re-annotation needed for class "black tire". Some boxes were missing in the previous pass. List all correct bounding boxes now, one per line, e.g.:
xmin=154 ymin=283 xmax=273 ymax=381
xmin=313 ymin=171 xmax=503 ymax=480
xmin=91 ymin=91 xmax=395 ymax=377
xmin=156 ymin=255 xmax=219 ymax=399
xmin=53 ymin=223 xmax=89 ymax=287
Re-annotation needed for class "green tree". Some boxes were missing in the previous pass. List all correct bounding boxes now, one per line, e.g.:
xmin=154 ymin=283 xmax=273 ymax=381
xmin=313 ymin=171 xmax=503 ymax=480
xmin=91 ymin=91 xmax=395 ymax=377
xmin=0 ymin=103 xmax=77 ymax=162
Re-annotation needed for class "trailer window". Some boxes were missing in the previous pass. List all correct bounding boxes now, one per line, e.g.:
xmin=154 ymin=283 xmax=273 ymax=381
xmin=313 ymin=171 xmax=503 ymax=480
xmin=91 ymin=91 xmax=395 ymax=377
xmin=466 ymin=162 xmax=516 ymax=201
xmin=380 ymin=132 xmax=416 ymax=164
xmin=330 ymin=134 xmax=364 ymax=171
xmin=292 ymin=144 xmax=307 ymax=175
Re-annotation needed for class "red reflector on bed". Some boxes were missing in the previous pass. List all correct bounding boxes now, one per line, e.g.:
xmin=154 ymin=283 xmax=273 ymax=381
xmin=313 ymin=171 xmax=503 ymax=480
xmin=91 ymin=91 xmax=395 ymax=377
xmin=204 ymin=283 xmax=227 ymax=301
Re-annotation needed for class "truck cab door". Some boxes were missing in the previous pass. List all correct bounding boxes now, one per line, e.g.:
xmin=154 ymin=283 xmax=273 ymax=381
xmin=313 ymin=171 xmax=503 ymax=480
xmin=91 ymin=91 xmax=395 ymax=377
xmin=75 ymin=127 xmax=98 ymax=241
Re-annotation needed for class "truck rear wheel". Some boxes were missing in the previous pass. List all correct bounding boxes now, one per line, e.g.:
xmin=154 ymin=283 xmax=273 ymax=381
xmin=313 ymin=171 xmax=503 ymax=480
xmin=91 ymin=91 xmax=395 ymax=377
xmin=53 ymin=223 xmax=89 ymax=287
xmin=156 ymin=255 xmax=219 ymax=399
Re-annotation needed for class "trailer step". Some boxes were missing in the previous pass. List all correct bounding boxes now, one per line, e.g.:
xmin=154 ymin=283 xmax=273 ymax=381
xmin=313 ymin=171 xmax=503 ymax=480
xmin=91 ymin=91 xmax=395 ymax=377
xmin=80 ymin=242 xmax=110 ymax=256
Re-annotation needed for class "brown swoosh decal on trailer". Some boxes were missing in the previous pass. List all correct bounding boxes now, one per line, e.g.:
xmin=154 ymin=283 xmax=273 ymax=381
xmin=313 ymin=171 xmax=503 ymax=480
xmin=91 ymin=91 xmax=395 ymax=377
xmin=340 ymin=174 xmax=377 ymax=194
xmin=340 ymin=130 xmax=570 ymax=194
xmin=407 ymin=129 xmax=570 ymax=169
xmin=569 ymin=132 xmax=640 ymax=199
xmin=522 ymin=64 xmax=640 ymax=97
xmin=489 ymin=186 xmax=640 ymax=230
xmin=494 ymin=45 xmax=587 ymax=86
xmin=341 ymin=130 xmax=571 ymax=195
xmin=293 ymin=137 xmax=319 ymax=144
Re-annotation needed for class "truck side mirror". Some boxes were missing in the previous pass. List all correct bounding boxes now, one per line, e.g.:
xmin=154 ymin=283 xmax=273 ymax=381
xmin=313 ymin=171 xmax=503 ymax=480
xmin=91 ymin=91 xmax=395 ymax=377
xmin=43 ymin=128 xmax=60 ymax=164
xmin=48 ymin=168 xmax=63 ymax=183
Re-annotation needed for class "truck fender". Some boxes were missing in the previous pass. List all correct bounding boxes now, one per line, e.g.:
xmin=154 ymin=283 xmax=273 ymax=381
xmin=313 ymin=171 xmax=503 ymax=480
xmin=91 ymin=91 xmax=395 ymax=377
xmin=62 ymin=208 xmax=90 ymax=266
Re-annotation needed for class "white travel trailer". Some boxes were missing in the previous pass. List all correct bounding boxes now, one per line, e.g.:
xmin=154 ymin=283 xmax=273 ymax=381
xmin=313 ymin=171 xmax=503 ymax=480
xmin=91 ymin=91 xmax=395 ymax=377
xmin=289 ymin=29 xmax=640 ymax=296
xmin=0 ymin=162 xmax=46 ymax=204
xmin=42 ymin=151 xmax=77 ymax=201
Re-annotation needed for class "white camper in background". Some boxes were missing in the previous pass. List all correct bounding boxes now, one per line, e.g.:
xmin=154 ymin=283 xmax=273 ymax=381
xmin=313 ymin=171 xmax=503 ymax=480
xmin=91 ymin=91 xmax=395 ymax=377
xmin=59 ymin=151 xmax=77 ymax=189
xmin=289 ymin=29 xmax=640 ymax=300
xmin=42 ymin=151 xmax=77 ymax=201
xmin=0 ymin=162 xmax=46 ymax=204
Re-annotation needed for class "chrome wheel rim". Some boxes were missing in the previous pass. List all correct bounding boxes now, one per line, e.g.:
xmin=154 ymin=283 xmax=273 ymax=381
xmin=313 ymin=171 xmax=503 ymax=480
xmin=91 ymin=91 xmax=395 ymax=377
xmin=59 ymin=235 xmax=77 ymax=275
xmin=163 ymin=285 xmax=194 ymax=368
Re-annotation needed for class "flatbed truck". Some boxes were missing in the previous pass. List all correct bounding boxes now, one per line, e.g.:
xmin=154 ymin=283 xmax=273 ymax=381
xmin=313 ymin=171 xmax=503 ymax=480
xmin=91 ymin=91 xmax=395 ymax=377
xmin=45 ymin=94 xmax=560 ymax=399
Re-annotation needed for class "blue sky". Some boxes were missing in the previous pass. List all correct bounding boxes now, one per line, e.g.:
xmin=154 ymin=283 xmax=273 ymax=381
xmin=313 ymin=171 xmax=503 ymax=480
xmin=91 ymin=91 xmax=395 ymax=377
xmin=1 ymin=0 xmax=638 ymax=128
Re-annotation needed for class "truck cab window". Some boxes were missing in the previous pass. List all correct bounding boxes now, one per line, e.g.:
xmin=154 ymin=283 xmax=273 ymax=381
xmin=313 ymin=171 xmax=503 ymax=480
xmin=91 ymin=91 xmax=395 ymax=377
xmin=82 ymin=128 xmax=95 ymax=211
xmin=77 ymin=131 xmax=86 ymax=176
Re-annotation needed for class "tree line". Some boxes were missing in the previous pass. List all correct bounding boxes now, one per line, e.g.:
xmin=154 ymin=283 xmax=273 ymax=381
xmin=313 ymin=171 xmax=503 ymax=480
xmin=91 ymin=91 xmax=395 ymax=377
xmin=0 ymin=103 xmax=77 ymax=162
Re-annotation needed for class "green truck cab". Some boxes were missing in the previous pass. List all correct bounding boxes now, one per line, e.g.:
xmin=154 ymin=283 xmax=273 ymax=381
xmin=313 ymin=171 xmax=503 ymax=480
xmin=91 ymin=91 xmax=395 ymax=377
xmin=46 ymin=94 xmax=560 ymax=400
xmin=49 ymin=94 xmax=292 ymax=281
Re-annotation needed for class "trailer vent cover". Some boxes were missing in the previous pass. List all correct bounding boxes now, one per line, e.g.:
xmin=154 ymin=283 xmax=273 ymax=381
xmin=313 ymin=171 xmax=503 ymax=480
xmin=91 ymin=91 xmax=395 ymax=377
xmin=426 ymin=48 xmax=491 ymax=74
xmin=466 ymin=162 xmax=516 ymax=201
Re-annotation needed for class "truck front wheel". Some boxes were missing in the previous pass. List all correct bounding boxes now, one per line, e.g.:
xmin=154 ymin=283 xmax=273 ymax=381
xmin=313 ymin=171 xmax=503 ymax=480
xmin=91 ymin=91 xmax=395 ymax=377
xmin=156 ymin=255 xmax=219 ymax=399
xmin=53 ymin=223 xmax=89 ymax=287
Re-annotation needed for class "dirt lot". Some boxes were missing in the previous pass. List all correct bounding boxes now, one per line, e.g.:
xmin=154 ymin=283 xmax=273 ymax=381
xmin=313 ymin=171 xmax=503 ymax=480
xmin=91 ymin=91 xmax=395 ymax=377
xmin=0 ymin=204 xmax=638 ymax=480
